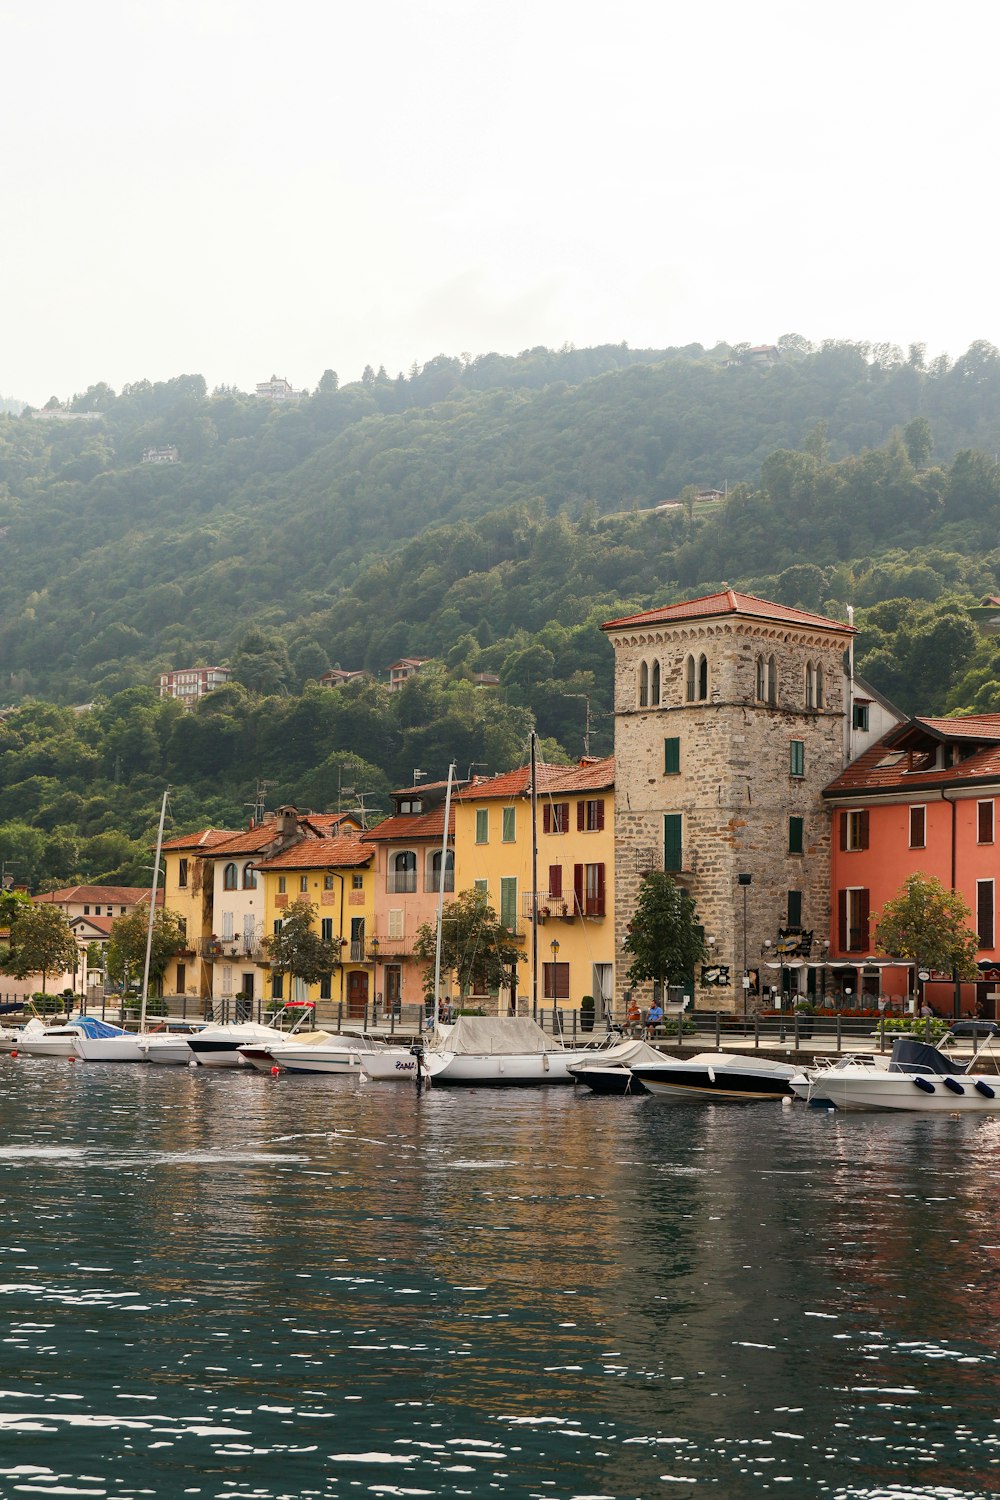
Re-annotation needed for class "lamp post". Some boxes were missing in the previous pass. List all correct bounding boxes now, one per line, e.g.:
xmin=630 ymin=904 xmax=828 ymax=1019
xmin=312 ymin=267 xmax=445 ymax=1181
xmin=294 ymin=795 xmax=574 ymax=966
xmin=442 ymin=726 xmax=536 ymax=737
xmin=370 ymin=935 xmax=380 ymax=1023
xmin=738 ymin=873 xmax=752 ymax=1016
xmin=550 ymin=938 xmax=560 ymax=1021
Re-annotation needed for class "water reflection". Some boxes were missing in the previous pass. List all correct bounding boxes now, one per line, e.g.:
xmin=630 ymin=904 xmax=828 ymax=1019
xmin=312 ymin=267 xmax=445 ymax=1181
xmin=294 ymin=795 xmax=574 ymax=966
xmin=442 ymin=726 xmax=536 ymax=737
xmin=1 ymin=1059 xmax=999 ymax=1497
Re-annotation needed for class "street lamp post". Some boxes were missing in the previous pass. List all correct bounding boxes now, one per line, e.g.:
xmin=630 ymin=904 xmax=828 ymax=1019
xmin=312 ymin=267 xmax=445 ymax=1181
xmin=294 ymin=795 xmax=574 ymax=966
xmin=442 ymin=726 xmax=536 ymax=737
xmin=370 ymin=935 xmax=380 ymax=1024
xmin=738 ymin=873 xmax=752 ymax=1016
xmin=550 ymin=939 xmax=560 ymax=1031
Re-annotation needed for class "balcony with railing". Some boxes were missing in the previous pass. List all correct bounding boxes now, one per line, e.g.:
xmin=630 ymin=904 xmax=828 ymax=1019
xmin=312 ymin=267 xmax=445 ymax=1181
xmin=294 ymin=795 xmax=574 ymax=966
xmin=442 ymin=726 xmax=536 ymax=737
xmin=199 ymin=935 xmax=266 ymax=961
xmin=637 ymin=847 xmax=696 ymax=876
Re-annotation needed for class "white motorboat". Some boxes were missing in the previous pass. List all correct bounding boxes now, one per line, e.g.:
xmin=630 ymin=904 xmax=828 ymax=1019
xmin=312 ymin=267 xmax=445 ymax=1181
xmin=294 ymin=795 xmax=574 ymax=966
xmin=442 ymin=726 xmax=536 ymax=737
xmin=255 ymin=1032 xmax=393 ymax=1075
xmin=16 ymin=1016 xmax=130 ymax=1059
xmin=237 ymin=1029 xmax=343 ymax=1073
xmin=790 ymin=1037 xmax=1000 ymax=1112
xmin=187 ymin=1003 xmax=318 ymax=1068
xmin=415 ymin=1016 xmax=600 ymax=1087
xmin=137 ymin=1026 xmax=211 ymax=1065
xmin=630 ymin=1050 xmax=800 ymax=1102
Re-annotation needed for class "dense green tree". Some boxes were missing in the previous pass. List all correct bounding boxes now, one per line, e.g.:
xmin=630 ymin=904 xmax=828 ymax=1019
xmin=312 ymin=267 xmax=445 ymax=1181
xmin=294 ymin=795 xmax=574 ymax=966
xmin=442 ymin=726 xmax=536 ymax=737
xmin=263 ymin=899 xmax=343 ymax=990
xmin=413 ymin=888 xmax=521 ymax=1002
xmin=105 ymin=906 xmax=186 ymax=993
xmin=622 ymin=873 xmax=707 ymax=994
xmin=874 ymin=873 xmax=978 ymax=980
xmin=2 ymin=902 xmax=78 ymax=993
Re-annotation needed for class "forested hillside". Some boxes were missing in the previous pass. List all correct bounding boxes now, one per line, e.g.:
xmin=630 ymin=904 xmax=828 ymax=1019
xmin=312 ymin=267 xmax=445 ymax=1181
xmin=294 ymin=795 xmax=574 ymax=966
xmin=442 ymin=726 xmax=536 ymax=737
xmin=3 ymin=335 xmax=1000 ymax=888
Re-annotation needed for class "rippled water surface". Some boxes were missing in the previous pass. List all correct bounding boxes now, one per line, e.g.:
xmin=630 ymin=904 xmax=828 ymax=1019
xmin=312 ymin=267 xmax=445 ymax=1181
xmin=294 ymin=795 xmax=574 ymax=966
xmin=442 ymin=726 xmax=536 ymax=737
xmin=1 ymin=1057 xmax=998 ymax=1499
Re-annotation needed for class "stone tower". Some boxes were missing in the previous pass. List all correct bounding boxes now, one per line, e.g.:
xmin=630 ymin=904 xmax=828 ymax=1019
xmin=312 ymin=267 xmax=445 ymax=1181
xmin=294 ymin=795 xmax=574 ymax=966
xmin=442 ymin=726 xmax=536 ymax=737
xmin=601 ymin=590 xmax=855 ymax=1013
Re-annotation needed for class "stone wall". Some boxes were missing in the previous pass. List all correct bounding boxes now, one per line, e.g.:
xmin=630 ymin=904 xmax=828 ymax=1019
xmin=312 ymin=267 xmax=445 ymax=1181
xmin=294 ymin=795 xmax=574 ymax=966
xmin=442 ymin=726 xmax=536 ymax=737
xmin=610 ymin=614 xmax=853 ymax=1013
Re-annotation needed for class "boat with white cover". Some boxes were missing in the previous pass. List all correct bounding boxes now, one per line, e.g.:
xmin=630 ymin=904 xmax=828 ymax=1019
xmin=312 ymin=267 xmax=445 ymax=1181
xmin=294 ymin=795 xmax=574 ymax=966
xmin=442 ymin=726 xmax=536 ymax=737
xmin=187 ymin=1003 xmax=318 ymax=1068
xmin=416 ymin=1015 xmax=600 ymax=1087
xmin=17 ymin=1016 xmax=130 ymax=1059
xmin=569 ymin=1037 xmax=666 ymax=1094
xmin=790 ymin=1036 xmax=1000 ymax=1112
xmin=631 ymin=1050 xmax=800 ymax=1102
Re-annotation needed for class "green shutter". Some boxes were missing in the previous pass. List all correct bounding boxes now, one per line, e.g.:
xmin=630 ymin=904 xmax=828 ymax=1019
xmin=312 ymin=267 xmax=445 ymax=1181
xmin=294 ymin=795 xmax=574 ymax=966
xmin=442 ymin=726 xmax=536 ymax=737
xmin=476 ymin=808 xmax=489 ymax=843
xmin=502 ymin=807 xmax=516 ymax=842
xmin=664 ymin=814 xmax=682 ymax=872
xmin=664 ymin=736 xmax=680 ymax=775
xmin=787 ymin=890 xmax=803 ymax=927
xmin=790 ymin=740 xmax=805 ymax=777
xmin=500 ymin=877 xmax=517 ymax=932
xmin=788 ymin=816 xmax=804 ymax=854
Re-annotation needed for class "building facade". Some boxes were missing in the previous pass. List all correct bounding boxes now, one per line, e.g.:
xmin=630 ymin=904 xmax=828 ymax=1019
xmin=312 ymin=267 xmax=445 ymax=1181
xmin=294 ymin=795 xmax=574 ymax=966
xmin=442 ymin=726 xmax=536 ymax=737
xmin=158 ymin=666 xmax=233 ymax=706
xmin=602 ymin=590 xmax=864 ymax=1014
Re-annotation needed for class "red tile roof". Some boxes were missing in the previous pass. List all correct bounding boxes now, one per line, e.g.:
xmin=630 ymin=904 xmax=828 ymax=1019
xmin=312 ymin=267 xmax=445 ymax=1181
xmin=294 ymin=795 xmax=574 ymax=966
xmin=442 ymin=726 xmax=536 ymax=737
xmin=35 ymin=885 xmax=159 ymax=906
xmin=826 ymin=715 xmax=1000 ymax=796
xmin=455 ymin=757 xmax=615 ymax=802
xmin=363 ymin=806 xmax=455 ymax=843
xmin=69 ymin=913 xmax=115 ymax=936
xmin=601 ymin=589 xmax=854 ymax=635
xmin=255 ymin=836 xmax=373 ymax=871
xmin=161 ymin=829 xmax=237 ymax=852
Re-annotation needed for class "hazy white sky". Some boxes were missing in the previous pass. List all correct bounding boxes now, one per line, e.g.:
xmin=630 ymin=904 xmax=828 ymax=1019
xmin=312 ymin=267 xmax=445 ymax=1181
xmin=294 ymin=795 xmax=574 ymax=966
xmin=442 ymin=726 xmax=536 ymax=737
xmin=4 ymin=0 xmax=998 ymax=405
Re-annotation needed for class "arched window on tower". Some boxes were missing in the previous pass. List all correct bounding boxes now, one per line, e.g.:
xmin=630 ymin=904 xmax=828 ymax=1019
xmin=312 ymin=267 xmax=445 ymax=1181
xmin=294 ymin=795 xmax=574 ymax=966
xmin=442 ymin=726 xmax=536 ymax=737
xmin=767 ymin=654 xmax=778 ymax=706
xmin=638 ymin=660 xmax=649 ymax=708
xmin=686 ymin=654 xmax=696 ymax=702
xmin=651 ymin=660 xmax=661 ymax=706
xmin=816 ymin=663 xmax=824 ymax=708
xmin=805 ymin=661 xmax=815 ymax=709
xmin=755 ymin=654 xmax=766 ymax=701
xmin=698 ymin=653 xmax=708 ymax=701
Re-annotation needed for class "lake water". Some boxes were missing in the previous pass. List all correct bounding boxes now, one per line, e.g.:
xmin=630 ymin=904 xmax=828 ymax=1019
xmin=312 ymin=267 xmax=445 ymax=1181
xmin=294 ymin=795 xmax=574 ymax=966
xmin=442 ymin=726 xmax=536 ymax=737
xmin=0 ymin=1057 xmax=998 ymax=1500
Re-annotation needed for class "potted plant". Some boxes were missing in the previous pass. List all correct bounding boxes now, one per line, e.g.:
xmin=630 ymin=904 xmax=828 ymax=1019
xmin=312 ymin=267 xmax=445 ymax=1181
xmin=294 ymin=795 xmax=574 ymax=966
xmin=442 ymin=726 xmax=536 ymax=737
xmin=580 ymin=994 xmax=595 ymax=1032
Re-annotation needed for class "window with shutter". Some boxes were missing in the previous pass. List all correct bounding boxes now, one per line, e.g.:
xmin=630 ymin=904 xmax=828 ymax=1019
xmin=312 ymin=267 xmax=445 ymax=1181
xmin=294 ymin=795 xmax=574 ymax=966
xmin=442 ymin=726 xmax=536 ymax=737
xmin=664 ymin=737 xmax=680 ymax=775
xmin=548 ymin=865 xmax=562 ymax=899
xmin=978 ymin=880 xmax=994 ymax=948
xmin=979 ymin=801 xmax=994 ymax=845
xmin=909 ymin=806 xmax=926 ymax=849
xmin=475 ymin=809 xmax=489 ymax=844
xmin=787 ymin=890 xmax=802 ymax=927
xmin=502 ymin=807 xmax=516 ymax=842
xmin=664 ymin=814 xmax=682 ymax=872
xmin=788 ymin=816 xmax=804 ymax=855
xmin=500 ymin=877 xmax=517 ymax=932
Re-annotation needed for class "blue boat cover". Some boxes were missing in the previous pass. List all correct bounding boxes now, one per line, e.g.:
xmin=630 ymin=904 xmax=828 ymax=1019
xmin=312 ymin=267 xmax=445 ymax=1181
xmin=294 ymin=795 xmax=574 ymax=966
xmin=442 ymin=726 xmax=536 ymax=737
xmin=70 ymin=1017 xmax=126 ymax=1039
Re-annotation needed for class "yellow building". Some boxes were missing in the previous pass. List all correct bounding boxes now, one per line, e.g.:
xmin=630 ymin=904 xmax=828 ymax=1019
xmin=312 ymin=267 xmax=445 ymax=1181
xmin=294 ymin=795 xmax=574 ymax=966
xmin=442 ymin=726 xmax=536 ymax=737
xmin=159 ymin=828 xmax=237 ymax=1004
xmin=256 ymin=835 xmax=376 ymax=1018
xmin=453 ymin=757 xmax=615 ymax=1018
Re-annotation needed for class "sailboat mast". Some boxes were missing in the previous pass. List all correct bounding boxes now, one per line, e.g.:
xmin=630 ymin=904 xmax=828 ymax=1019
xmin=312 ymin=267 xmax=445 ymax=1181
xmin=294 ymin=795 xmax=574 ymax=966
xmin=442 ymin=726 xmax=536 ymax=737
xmin=139 ymin=788 xmax=169 ymax=1033
xmin=432 ymin=760 xmax=457 ymax=1029
xmin=530 ymin=731 xmax=539 ymax=1021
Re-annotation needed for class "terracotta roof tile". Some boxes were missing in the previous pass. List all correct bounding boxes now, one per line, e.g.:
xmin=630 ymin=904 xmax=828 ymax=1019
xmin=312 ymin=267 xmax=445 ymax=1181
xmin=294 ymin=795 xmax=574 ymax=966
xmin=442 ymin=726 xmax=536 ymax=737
xmin=255 ymin=836 xmax=373 ymax=871
xmin=363 ymin=806 xmax=454 ymax=842
xmin=826 ymin=714 xmax=1000 ymax=796
xmin=35 ymin=885 xmax=157 ymax=906
xmin=601 ymin=590 xmax=854 ymax=634
xmin=455 ymin=757 xmax=615 ymax=802
xmin=161 ymin=829 xmax=237 ymax=851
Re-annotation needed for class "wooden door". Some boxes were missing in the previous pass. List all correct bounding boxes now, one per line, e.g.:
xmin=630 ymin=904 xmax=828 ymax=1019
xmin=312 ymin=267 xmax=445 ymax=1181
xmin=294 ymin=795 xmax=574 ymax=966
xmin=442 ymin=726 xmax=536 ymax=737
xmin=346 ymin=970 xmax=369 ymax=1019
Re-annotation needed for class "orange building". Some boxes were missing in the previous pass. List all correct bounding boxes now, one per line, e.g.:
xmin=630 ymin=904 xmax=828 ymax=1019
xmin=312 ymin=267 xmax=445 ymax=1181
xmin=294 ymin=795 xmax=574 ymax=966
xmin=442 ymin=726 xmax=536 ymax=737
xmin=825 ymin=714 xmax=1000 ymax=1016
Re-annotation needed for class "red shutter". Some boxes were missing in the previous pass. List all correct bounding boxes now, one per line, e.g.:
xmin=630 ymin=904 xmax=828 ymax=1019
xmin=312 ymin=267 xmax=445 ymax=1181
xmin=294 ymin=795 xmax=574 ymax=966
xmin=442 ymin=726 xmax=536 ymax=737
xmin=595 ymin=862 xmax=605 ymax=916
xmin=577 ymin=801 xmax=585 ymax=831
xmin=548 ymin=865 xmax=562 ymax=899
xmin=573 ymin=864 xmax=584 ymax=917
xmin=839 ymin=813 xmax=848 ymax=851
xmin=860 ymin=889 xmax=870 ymax=951
xmin=859 ymin=810 xmax=869 ymax=850
xmin=838 ymin=890 xmax=848 ymax=951
xmin=543 ymin=804 xmax=551 ymax=834
xmin=596 ymin=800 xmax=605 ymax=831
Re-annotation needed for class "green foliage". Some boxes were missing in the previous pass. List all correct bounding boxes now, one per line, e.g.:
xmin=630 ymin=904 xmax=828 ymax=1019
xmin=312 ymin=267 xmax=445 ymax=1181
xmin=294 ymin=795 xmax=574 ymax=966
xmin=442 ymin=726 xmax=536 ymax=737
xmin=2 ymin=903 xmax=78 ymax=989
xmin=623 ymin=873 xmax=707 ymax=989
xmin=874 ymin=873 xmax=979 ymax=979
xmin=105 ymin=907 xmax=186 ymax=991
xmin=413 ymin=887 xmax=521 ymax=1000
xmin=263 ymin=899 xmax=342 ymax=986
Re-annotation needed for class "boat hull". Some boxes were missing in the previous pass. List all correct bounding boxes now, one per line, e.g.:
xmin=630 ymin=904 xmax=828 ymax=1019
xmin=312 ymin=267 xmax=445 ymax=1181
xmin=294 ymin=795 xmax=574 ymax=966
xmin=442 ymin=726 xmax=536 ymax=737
xmin=278 ymin=1046 xmax=367 ymax=1075
xmin=795 ymin=1067 xmax=1000 ymax=1112
xmin=360 ymin=1049 xmax=421 ymax=1081
xmin=73 ymin=1035 xmax=146 ymax=1063
xmin=632 ymin=1052 xmax=798 ymax=1102
xmin=573 ymin=1064 xmax=649 ymax=1095
xmin=422 ymin=1048 xmax=594 ymax=1086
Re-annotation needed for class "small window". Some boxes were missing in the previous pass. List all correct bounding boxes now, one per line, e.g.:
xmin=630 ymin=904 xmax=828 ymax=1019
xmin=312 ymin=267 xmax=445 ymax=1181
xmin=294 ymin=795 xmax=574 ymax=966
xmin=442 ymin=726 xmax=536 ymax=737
xmin=178 ymin=858 xmax=188 ymax=889
xmin=789 ymin=740 xmax=805 ymax=777
xmin=852 ymin=702 xmax=870 ymax=731
xmin=388 ymin=908 xmax=404 ymax=939
xmin=755 ymin=654 xmax=766 ymax=701
xmin=272 ymin=919 xmax=283 ymax=935
xmin=664 ymin=736 xmax=680 ymax=775
xmin=324 ymin=875 xmax=335 ymax=890
xmin=638 ymin=661 xmax=649 ymax=708
xmin=815 ymin=664 xmax=824 ymax=708
xmin=909 ymin=806 xmax=926 ymax=849
xmin=664 ymin=813 xmax=682 ymax=873
xmin=242 ymin=864 xmax=257 ymax=890
xmin=978 ymin=879 xmax=995 ymax=949
xmin=299 ymin=876 xmax=309 ymax=893
xmin=223 ymin=862 xmax=238 ymax=890
xmin=787 ymin=890 xmax=803 ymax=927
xmin=543 ymin=802 xmax=569 ymax=834
xmin=319 ymin=973 xmax=332 ymax=1000
xmin=500 ymin=877 xmax=517 ymax=932
xmin=543 ymin=962 xmax=570 ymax=1000
xmin=352 ymin=874 xmax=363 ymax=890
xmin=320 ymin=917 xmax=333 ymax=941
xmin=651 ymin=660 xmax=661 ymax=705
xmin=788 ymin=816 xmax=804 ymax=855
xmin=697 ymin=654 xmax=708 ymax=701
xmin=978 ymin=801 xmax=994 ymax=845
xmin=271 ymin=972 xmax=284 ymax=1001
xmin=502 ymin=807 xmax=516 ymax=842
xmin=767 ymin=655 xmax=778 ymax=706
xmin=841 ymin=809 xmax=869 ymax=851
xmin=579 ymin=799 xmax=605 ymax=832
xmin=474 ymin=878 xmax=488 ymax=896
xmin=278 ymin=876 xmax=286 ymax=894
xmin=475 ymin=808 xmax=489 ymax=844
xmin=805 ymin=662 xmax=815 ymax=710
xmin=548 ymin=865 xmax=563 ymax=899
xmin=83 ymin=904 xmax=90 ymax=915
xmin=686 ymin=654 xmax=696 ymax=702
